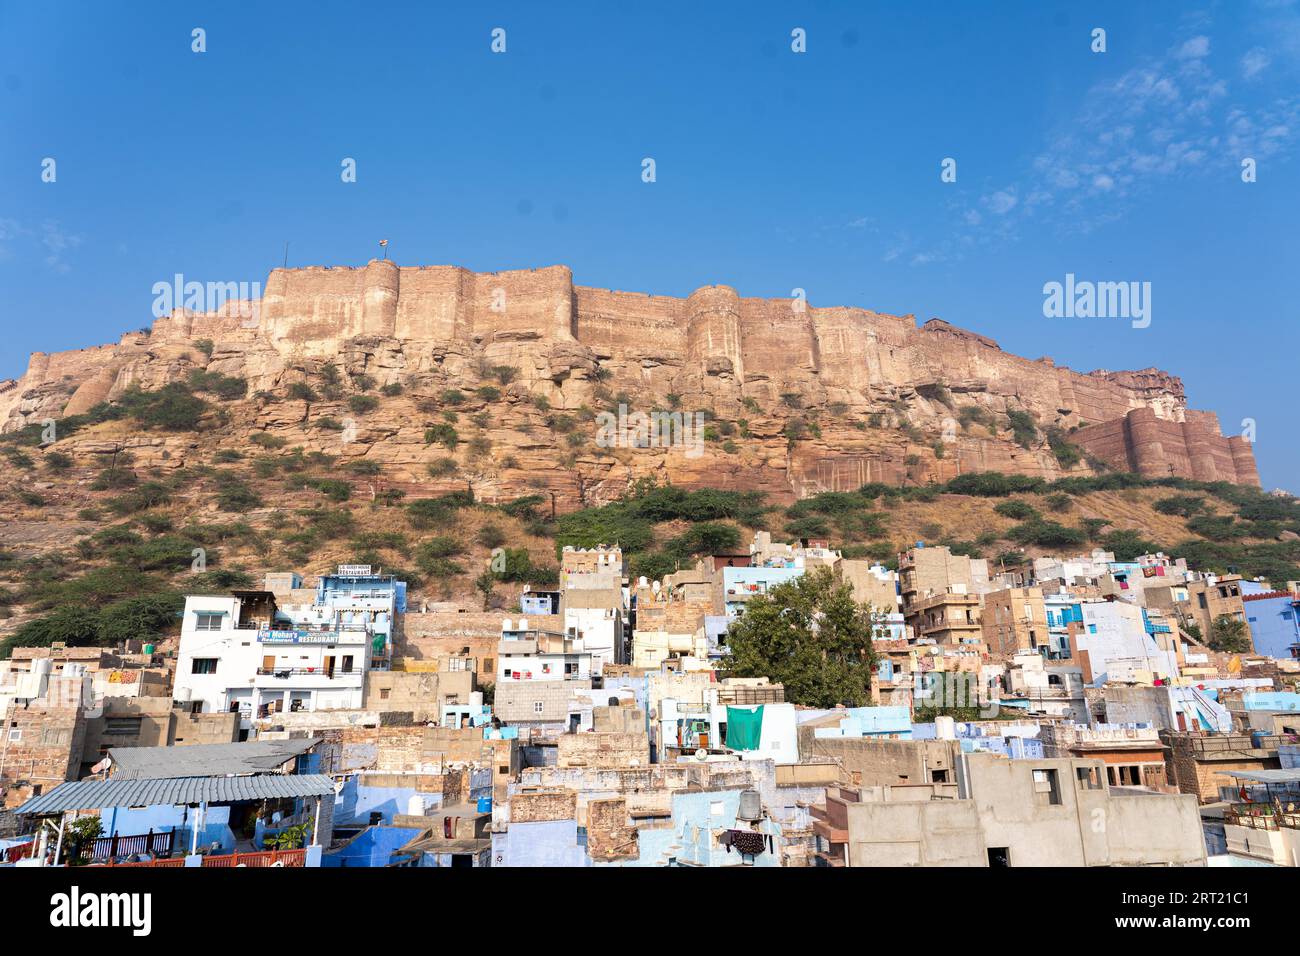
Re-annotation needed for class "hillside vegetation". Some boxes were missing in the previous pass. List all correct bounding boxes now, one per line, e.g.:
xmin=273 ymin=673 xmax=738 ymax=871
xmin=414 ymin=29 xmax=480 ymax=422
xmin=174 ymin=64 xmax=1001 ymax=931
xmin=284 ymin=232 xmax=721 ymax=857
xmin=2 ymin=383 xmax=1296 ymax=657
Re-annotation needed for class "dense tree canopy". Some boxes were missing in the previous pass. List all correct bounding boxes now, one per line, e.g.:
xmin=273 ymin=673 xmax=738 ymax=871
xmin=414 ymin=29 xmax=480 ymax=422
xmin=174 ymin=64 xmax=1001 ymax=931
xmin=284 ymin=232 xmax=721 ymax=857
xmin=1208 ymin=613 xmax=1252 ymax=654
xmin=724 ymin=568 xmax=878 ymax=707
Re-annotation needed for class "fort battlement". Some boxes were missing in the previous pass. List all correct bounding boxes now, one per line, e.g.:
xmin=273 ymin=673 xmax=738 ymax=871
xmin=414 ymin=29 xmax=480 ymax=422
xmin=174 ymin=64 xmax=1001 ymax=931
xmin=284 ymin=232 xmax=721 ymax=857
xmin=0 ymin=260 xmax=1261 ymax=490
xmin=1073 ymin=407 xmax=1260 ymax=486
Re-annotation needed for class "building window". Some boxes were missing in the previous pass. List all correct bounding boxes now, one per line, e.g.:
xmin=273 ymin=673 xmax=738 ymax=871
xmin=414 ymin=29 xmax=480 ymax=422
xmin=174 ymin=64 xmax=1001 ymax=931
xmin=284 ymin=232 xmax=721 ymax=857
xmin=533 ymin=702 xmax=544 ymax=714
xmin=380 ymin=688 xmax=391 ymax=700
xmin=987 ymin=847 xmax=1010 ymax=867
xmin=104 ymin=717 xmax=143 ymax=738
xmin=1076 ymin=766 xmax=1103 ymax=790
xmin=194 ymin=612 xmax=223 ymax=631
xmin=1032 ymin=768 xmax=1062 ymax=806
xmin=7 ymin=728 xmax=20 ymax=743
xmin=191 ymin=658 xmax=218 ymax=675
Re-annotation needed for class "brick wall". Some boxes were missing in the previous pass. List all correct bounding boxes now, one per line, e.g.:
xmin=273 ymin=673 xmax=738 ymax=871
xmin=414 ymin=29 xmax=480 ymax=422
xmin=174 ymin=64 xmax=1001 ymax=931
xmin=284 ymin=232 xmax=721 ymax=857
xmin=496 ymin=680 xmax=587 ymax=723
xmin=510 ymin=789 xmax=577 ymax=823
xmin=557 ymin=732 xmax=650 ymax=768
xmin=0 ymin=706 xmax=85 ymax=808
xmin=587 ymin=797 xmax=638 ymax=861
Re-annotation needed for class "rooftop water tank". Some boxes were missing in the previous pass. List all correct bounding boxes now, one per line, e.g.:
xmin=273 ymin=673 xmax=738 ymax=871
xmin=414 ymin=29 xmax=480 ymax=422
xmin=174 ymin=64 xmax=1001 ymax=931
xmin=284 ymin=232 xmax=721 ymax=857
xmin=736 ymin=789 xmax=762 ymax=822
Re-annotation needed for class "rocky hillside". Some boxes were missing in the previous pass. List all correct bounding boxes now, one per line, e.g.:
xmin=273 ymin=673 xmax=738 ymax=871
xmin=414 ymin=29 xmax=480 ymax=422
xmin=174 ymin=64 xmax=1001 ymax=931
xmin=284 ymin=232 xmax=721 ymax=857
xmin=1 ymin=397 xmax=1296 ymax=658
xmin=0 ymin=260 xmax=1260 ymax=508
xmin=0 ymin=260 xmax=1286 ymax=656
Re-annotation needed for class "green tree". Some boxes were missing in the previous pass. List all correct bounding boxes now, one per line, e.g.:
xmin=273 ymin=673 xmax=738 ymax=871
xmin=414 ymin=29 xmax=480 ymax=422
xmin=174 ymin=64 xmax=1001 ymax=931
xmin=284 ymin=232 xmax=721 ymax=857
xmin=1208 ymin=614 xmax=1252 ymax=653
xmin=724 ymin=568 xmax=877 ymax=707
xmin=266 ymin=822 xmax=309 ymax=851
xmin=474 ymin=569 xmax=496 ymax=610
xmin=63 ymin=816 xmax=103 ymax=865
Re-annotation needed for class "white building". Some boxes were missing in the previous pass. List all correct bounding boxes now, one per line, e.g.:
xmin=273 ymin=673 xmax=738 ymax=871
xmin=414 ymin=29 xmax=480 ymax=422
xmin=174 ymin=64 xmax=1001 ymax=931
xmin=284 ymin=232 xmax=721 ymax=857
xmin=1032 ymin=549 xmax=1114 ymax=586
xmin=1074 ymin=601 xmax=1178 ymax=686
xmin=497 ymin=618 xmax=593 ymax=684
xmin=563 ymin=597 xmax=625 ymax=674
xmin=174 ymin=587 xmax=374 ymax=725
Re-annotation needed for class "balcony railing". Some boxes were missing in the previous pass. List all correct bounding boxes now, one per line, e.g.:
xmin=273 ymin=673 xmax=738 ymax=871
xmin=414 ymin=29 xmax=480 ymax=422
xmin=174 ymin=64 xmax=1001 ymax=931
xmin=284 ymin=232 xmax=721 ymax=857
xmin=1183 ymin=735 xmax=1287 ymax=757
xmin=1224 ymin=805 xmax=1300 ymax=831
xmin=95 ymin=848 xmax=308 ymax=868
xmin=79 ymin=829 xmax=175 ymax=864
xmin=256 ymin=667 xmax=361 ymax=677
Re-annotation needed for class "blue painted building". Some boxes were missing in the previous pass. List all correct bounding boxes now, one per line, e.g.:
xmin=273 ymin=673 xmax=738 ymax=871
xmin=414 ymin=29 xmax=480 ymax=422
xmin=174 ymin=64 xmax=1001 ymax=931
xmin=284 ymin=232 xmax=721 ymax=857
xmin=324 ymin=825 xmax=423 ymax=867
xmin=598 ymin=789 xmax=784 ymax=867
xmin=1042 ymin=592 xmax=1082 ymax=660
xmin=493 ymin=819 xmax=590 ymax=867
xmin=314 ymin=565 xmax=408 ymax=661
xmin=1243 ymin=591 xmax=1300 ymax=660
xmin=809 ymin=706 xmax=913 ymax=739
xmin=722 ymin=566 xmax=805 ymax=620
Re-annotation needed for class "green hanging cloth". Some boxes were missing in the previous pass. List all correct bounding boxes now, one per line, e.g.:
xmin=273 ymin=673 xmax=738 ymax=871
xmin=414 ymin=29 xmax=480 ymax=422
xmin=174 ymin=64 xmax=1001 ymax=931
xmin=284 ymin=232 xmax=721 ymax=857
xmin=725 ymin=705 xmax=764 ymax=751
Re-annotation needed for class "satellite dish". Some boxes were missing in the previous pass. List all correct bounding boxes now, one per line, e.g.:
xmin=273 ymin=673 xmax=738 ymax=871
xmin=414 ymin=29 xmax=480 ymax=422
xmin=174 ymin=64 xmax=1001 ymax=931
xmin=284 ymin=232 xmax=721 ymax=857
xmin=695 ymin=749 xmax=708 ymax=760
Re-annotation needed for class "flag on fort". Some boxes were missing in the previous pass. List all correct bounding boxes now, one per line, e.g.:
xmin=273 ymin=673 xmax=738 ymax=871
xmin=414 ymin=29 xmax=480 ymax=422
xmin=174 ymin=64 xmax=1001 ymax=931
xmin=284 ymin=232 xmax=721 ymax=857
xmin=379 ymin=239 xmax=388 ymax=247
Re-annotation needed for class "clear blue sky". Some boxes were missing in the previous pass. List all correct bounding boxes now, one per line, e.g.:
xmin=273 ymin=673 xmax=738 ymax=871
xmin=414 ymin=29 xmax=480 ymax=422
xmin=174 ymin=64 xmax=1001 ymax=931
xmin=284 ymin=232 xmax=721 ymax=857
xmin=1 ymin=1 xmax=1296 ymax=488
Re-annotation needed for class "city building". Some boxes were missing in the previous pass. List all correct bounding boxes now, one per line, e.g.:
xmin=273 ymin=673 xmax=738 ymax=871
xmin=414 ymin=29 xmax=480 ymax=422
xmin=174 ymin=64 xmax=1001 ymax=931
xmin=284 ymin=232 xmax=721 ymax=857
xmin=814 ymin=752 xmax=1205 ymax=867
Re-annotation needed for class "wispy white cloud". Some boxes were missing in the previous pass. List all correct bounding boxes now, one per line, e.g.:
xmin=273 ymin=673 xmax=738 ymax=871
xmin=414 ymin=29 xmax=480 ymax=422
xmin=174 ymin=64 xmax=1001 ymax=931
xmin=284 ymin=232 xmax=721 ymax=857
xmin=1241 ymin=46 xmax=1272 ymax=77
xmin=1176 ymin=35 xmax=1212 ymax=59
xmin=0 ymin=218 xmax=84 ymax=272
xmin=896 ymin=24 xmax=1300 ymax=260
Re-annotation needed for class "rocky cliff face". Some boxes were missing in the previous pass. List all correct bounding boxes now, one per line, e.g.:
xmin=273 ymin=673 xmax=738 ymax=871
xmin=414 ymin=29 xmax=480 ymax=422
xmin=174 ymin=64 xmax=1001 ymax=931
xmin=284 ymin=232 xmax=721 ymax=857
xmin=0 ymin=260 xmax=1260 ymax=505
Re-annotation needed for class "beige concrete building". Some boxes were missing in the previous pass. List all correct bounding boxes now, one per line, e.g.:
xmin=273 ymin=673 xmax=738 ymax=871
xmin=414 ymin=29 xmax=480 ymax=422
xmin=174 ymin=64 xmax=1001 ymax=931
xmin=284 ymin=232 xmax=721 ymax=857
xmin=817 ymin=753 xmax=1205 ymax=866
xmin=1039 ymin=723 xmax=1171 ymax=790
xmin=898 ymin=545 xmax=990 ymax=607
xmin=1183 ymin=575 xmax=1250 ymax=646
xmin=839 ymin=560 xmax=901 ymax=613
xmin=365 ymin=668 xmax=476 ymax=723
xmin=799 ymin=734 xmax=962 ymax=788
xmin=981 ymin=587 xmax=1048 ymax=658
xmin=908 ymin=591 xmax=983 ymax=646
xmin=1160 ymin=730 xmax=1284 ymax=803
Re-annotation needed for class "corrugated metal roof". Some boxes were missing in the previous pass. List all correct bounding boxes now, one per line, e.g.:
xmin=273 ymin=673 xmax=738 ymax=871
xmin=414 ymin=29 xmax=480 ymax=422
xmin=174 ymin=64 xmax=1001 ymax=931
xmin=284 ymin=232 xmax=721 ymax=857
xmin=108 ymin=739 xmax=317 ymax=779
xmin=1223 ymin=769 xmax=1300 ymax=784
xmin=15 ymin=774 xmax=336 ymax=815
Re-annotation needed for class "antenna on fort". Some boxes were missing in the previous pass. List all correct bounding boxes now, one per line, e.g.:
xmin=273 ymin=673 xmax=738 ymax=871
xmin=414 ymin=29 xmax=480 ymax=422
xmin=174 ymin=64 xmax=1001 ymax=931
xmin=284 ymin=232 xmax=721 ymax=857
xmin=379 ymin=238 xmax=390 ymax=261
xmin=282 ymin=242 xmax=290 ymax=269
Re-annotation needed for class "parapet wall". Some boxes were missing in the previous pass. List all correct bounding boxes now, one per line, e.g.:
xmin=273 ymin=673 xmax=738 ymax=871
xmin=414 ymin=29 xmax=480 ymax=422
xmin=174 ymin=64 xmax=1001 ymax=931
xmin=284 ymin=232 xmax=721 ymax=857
xmin=1073 ymin=407 xmax=1260 ymax=486
xmin=258 ymin=261 xmax=577 ymax=354
xmin=12 ymin=260 xmax=1179 ymax=428
xmin=3 ymin=258 xmax=1264 ymax=490
xmin=194 ymin=260 xmax=1178 ymax=422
